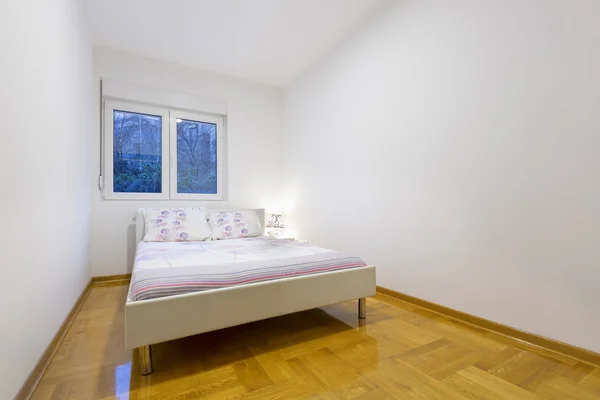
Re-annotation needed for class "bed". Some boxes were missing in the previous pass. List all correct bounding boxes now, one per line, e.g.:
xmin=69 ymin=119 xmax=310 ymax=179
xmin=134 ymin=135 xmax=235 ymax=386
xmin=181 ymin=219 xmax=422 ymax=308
xmin=125 ymin=208 xmax=376 ymax=375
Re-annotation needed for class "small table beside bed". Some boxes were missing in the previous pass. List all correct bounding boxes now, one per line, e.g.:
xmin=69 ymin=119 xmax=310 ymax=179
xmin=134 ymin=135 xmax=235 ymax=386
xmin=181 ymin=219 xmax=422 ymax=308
xmin=125 ymin=208 xmax=376 ymax=375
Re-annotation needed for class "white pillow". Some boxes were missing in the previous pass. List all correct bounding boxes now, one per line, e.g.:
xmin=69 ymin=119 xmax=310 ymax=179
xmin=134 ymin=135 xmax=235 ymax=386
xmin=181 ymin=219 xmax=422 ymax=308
xmin=208 ymin=210 xmax=262 ymax=240
xmin=143 ymin=208 xmax=211 ymax=242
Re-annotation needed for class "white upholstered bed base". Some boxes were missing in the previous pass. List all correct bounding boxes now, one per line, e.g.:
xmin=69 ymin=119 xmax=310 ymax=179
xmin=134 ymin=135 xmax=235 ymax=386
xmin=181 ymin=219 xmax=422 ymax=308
xmin=125 ymin=208 xmax=376 ymax=373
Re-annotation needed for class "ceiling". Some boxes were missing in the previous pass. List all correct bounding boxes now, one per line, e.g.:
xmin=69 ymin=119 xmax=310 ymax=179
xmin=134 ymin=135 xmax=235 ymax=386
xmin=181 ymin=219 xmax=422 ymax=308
xmin=84 ymin=0 xmax=391 ymax=87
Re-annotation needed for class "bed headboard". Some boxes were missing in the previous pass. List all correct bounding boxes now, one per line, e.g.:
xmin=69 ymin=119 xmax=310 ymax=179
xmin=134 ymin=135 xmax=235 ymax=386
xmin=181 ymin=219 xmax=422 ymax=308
xmin=135 ymin=208 xmax=265 ymax=244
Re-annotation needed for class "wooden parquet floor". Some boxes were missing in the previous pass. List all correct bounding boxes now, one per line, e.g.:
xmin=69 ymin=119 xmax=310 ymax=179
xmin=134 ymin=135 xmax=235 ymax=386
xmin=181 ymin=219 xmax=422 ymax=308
xmin=30 ymin=284 xmax=600 ymax=399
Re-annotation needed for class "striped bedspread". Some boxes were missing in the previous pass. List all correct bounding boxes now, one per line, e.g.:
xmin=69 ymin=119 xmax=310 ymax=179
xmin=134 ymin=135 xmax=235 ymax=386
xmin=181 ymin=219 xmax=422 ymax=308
xmin=129 ymin=237 xmax=367 ymax=302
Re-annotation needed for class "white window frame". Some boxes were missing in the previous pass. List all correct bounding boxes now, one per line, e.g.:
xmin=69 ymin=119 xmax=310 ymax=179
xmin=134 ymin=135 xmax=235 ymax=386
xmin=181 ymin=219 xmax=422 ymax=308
xmin=102 ymin=99 xmax=227 ymax=201
xmin=169 ymin=110 xmax=226 ymax=201
xmin=103 ymin=100 xmax=170 ymax=200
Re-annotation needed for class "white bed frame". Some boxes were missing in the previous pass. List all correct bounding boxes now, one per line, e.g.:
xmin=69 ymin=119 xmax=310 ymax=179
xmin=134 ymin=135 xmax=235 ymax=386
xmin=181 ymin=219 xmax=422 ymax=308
xmin=125 ymin=208 xmax=376 ymax=375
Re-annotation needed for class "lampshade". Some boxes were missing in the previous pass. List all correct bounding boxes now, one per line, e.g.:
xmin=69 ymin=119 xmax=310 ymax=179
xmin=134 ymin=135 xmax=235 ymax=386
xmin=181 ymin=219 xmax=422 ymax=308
xmin=266 ymin=214 xmax=284 ymax=229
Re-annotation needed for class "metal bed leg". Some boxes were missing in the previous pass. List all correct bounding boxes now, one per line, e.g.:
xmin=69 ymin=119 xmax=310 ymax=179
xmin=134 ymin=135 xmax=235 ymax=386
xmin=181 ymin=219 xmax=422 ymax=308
xmin=358 ymin=297 xmax=366 ymax=319
xmin=139 ymin=345 xmax=153 ymax=375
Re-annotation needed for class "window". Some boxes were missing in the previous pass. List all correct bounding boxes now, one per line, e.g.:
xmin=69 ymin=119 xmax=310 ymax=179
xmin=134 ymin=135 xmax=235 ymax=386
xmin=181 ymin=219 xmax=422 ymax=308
xmin=113 ymin=110 xmax=163 ymax=194
xmin=170 ymin=111 xmax=224 ymax=200
xmin=103 ymin=100 xmax=225 ymax=200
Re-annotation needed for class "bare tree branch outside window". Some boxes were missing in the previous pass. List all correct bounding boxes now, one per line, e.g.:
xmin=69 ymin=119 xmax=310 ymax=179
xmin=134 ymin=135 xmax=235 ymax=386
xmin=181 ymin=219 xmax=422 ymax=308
xmin=176 ymin=119 xmax=217 ymax=194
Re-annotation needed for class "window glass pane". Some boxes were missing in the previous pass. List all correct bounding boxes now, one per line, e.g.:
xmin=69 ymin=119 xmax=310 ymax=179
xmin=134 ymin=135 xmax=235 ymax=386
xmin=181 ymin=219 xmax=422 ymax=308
xmin=113 ymin=110 xmax=162 ymax=193
xmin=176 ymin=118 xmax=217 ymax=194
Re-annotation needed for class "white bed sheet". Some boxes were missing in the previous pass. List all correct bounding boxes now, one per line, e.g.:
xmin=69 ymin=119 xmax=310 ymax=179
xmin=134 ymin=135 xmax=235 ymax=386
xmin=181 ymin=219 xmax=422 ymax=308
xmin=134 ymin=237 xmax=334 ymax=271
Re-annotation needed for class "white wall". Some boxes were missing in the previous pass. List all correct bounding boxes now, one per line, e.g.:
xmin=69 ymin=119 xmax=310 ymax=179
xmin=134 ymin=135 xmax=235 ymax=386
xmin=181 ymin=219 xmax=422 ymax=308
xmin=284 ymin=0 xmax=600 ymax=352
xmin=0 ymin=1 xmax=92 ymax=398
xmin=91 ymin=48 xmax=284 ymax=276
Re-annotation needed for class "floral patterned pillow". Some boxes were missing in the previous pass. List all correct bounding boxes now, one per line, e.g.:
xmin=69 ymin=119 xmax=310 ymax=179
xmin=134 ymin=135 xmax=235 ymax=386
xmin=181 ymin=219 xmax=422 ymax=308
xmin=142 ymin=208 xmax=212 ymax=242
xmin=208 ymin=211 xmax=262 ymax=240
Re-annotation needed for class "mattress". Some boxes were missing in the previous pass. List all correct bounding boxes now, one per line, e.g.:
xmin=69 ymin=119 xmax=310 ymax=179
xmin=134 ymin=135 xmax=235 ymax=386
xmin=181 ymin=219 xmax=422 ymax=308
xmin=129 ymin=237 xmax=367 ymax=302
